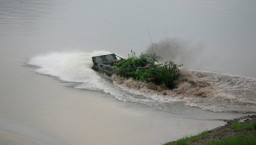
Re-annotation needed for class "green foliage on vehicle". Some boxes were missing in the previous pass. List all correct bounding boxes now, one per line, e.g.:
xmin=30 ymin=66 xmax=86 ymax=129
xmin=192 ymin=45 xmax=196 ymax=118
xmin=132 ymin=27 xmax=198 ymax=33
xmin=114 ymin=51 xmax=181 ymax=89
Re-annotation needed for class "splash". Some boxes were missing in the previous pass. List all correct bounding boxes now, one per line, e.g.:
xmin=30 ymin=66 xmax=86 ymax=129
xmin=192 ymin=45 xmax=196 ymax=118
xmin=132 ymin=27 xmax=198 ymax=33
xmin=28 ymin=51 xmax=110 ymax=90
xmin=28 ymin=51 xmax=256 ymax=113
xmin=174 ymin=70 xmax=256 ymax=112
xmin=27 ymin=51 xmax=160 ymax=103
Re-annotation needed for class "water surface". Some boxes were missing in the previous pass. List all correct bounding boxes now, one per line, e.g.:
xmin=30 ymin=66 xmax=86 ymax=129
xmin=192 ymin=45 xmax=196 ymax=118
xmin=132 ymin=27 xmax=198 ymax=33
xmin=0 ymin=0 xmax=255 ymax=145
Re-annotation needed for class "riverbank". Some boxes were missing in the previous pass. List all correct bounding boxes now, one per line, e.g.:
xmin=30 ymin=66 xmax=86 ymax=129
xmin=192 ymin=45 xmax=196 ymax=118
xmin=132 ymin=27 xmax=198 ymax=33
xmin=165 ymin=115 xmax=256 ymax=145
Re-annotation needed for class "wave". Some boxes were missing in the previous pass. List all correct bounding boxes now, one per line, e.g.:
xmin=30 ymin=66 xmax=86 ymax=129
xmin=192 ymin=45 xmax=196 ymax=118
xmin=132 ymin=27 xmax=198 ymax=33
xmin=28 ymin=51 xmax=256 ymax=113
xmin=27 ymin=51 xmax=157 ymax=103
xmin=172 ymin=70 xmax=256 ymax=112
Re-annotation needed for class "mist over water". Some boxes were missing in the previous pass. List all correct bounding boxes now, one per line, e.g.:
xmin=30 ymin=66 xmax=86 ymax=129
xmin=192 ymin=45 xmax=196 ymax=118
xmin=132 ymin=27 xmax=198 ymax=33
xmin=145 ymin=38 xmax=204 ymax=66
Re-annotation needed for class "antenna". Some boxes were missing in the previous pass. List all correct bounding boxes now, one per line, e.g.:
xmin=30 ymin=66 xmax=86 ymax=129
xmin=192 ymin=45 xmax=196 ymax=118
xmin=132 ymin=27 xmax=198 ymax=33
xmin=147 ymin=27 xmax=155 ymax=54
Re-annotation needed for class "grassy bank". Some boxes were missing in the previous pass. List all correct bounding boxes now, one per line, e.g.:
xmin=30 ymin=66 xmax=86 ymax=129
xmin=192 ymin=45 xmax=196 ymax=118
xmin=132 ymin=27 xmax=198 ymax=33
xmin=164 ymin=115 xmax=256 ymax=145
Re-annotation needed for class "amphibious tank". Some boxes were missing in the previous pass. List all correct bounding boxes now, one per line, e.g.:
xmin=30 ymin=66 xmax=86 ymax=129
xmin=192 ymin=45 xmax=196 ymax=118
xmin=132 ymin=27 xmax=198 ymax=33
xmin=91 ymin=53 xmax=123 ymax=76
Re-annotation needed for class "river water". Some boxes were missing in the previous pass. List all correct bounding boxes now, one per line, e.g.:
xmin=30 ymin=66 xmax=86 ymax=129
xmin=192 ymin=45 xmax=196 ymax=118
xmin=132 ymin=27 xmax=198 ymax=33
xmin=0 ymin=0 xmax=255 ymax=145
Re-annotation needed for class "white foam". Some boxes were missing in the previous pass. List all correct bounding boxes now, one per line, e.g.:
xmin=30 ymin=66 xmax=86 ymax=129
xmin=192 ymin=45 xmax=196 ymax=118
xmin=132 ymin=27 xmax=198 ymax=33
xmin=28 ymin=51 xmax=155 ymax=103
xmin=28 ymin=51 xmax=111 ymax=90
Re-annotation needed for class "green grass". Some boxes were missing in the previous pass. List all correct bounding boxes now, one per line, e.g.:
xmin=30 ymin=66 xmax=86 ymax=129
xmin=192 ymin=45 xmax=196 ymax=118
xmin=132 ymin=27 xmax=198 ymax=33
xmin=206 ymin=135 xmax=256 ymax=145
xmin=164 ymin=132 xmax=208 ymax=145
xmin=165 ymin=134 xmax=256 ymax=145
xmin=230 ymin=119 xmax=256 ymax=131
xmin=164 ymin=116 xmax=256 ymax=145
